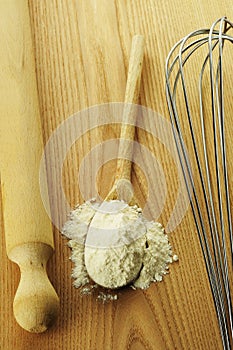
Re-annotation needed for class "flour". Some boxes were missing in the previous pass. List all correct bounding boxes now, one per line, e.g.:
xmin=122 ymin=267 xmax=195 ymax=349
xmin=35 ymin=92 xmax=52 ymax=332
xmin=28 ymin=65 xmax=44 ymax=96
xmin=62 ymin=199 xmax=176 ymax=296
xmin=133 ymin=221 xmax=173 ymax=289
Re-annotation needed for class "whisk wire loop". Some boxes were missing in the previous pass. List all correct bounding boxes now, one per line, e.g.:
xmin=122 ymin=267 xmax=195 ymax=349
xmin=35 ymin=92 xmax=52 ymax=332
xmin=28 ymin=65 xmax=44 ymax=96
xmin=166 ymin=17 xmax=233 ymax=349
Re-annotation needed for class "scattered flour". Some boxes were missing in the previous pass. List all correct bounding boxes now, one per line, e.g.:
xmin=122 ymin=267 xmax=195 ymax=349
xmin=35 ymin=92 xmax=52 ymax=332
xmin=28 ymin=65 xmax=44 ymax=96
xmin=62 ymin=199 xmax=177 ymax=298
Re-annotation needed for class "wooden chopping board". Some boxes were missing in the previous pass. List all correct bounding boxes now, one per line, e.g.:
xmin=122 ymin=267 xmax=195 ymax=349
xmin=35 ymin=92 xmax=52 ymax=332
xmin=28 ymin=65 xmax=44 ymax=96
xmin=1 ymin=1 xmax=233 ymax=349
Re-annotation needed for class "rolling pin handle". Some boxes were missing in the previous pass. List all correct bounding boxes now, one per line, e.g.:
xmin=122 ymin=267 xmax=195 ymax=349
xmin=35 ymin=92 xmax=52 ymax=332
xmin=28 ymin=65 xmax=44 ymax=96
xmin=8 ymin=242 xmax=59 ymax=333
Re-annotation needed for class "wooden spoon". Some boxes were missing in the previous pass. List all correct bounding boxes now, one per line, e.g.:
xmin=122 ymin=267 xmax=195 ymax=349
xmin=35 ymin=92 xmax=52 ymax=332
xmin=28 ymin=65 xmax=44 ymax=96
xmin=84 ymin=35 xmax=145 ymax=289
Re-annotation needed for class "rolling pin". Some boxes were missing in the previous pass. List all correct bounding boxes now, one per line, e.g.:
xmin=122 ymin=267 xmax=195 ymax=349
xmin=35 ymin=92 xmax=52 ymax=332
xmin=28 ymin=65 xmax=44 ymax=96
xmin=0 ymin=1 xmax=59 ymax=332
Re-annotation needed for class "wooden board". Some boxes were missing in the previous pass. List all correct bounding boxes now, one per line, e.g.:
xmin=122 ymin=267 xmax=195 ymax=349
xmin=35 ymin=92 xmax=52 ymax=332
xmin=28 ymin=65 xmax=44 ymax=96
xmin=1 ymin=1 xmax=233 ymax=349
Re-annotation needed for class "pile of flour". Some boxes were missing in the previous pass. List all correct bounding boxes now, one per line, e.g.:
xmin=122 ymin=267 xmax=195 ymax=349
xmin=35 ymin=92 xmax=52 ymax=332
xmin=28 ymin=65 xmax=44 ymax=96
xmin=62 ymin=199 xmax=177 ymax=295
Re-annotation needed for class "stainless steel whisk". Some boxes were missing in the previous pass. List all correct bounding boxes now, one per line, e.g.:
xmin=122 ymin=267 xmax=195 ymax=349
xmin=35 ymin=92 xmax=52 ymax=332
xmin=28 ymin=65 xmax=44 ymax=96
xmin=166 ymin=17 xmax=233 ymax=349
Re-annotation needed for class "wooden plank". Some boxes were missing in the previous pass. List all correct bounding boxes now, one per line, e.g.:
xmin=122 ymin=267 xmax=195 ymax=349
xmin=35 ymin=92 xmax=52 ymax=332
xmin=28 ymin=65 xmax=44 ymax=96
xmin=1 ymin=0 xmax=233 ymax=348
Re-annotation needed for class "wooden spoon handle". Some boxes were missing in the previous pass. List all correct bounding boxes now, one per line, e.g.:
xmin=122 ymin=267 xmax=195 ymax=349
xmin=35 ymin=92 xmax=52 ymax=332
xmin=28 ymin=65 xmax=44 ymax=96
xmin=124 ymin=35 xmax=145 ymax=105
xmin=105 ymin=35 xmax=144 ymax=202
xmin=116 ymin=35 xmax=144 ymax=181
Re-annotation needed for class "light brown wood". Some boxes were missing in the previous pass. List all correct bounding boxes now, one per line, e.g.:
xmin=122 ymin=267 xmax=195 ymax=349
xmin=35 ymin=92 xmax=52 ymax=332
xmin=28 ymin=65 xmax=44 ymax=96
xmin=10 ymin=243 xmax=59 ymax=333
xmin=0 ymin=0 xmax=59 ymax=333
xmin=1 ymin=0 xmax=233 ymax=349
xmin=105 ymin=34 xmax=144 ymax=203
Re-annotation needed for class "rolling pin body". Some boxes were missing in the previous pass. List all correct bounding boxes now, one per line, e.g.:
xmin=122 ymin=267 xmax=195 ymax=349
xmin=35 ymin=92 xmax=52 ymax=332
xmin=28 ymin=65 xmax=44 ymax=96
xmin=0 ymin=0 xmax=59 ymax=332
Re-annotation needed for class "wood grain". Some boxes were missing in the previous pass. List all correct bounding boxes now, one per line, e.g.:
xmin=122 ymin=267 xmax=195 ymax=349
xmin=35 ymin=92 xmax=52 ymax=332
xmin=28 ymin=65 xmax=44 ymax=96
xmin=1 ymin=0 xmax=233 ymax=349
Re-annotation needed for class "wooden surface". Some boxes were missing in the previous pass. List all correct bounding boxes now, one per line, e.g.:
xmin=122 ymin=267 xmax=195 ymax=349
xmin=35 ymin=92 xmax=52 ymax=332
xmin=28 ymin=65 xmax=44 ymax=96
xmin=1 ymin=0 xmax=233 ymax=349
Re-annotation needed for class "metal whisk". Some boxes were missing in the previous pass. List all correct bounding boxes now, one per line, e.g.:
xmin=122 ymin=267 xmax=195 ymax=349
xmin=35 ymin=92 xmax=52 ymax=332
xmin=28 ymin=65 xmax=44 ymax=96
xmin=165 ymin=17 xmax=233 ymax=349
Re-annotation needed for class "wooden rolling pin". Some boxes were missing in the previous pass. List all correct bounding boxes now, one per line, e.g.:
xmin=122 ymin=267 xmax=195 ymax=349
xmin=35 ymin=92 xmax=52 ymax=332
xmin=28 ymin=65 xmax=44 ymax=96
xmin=0 ymin=1 xmax=59 ymax=332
